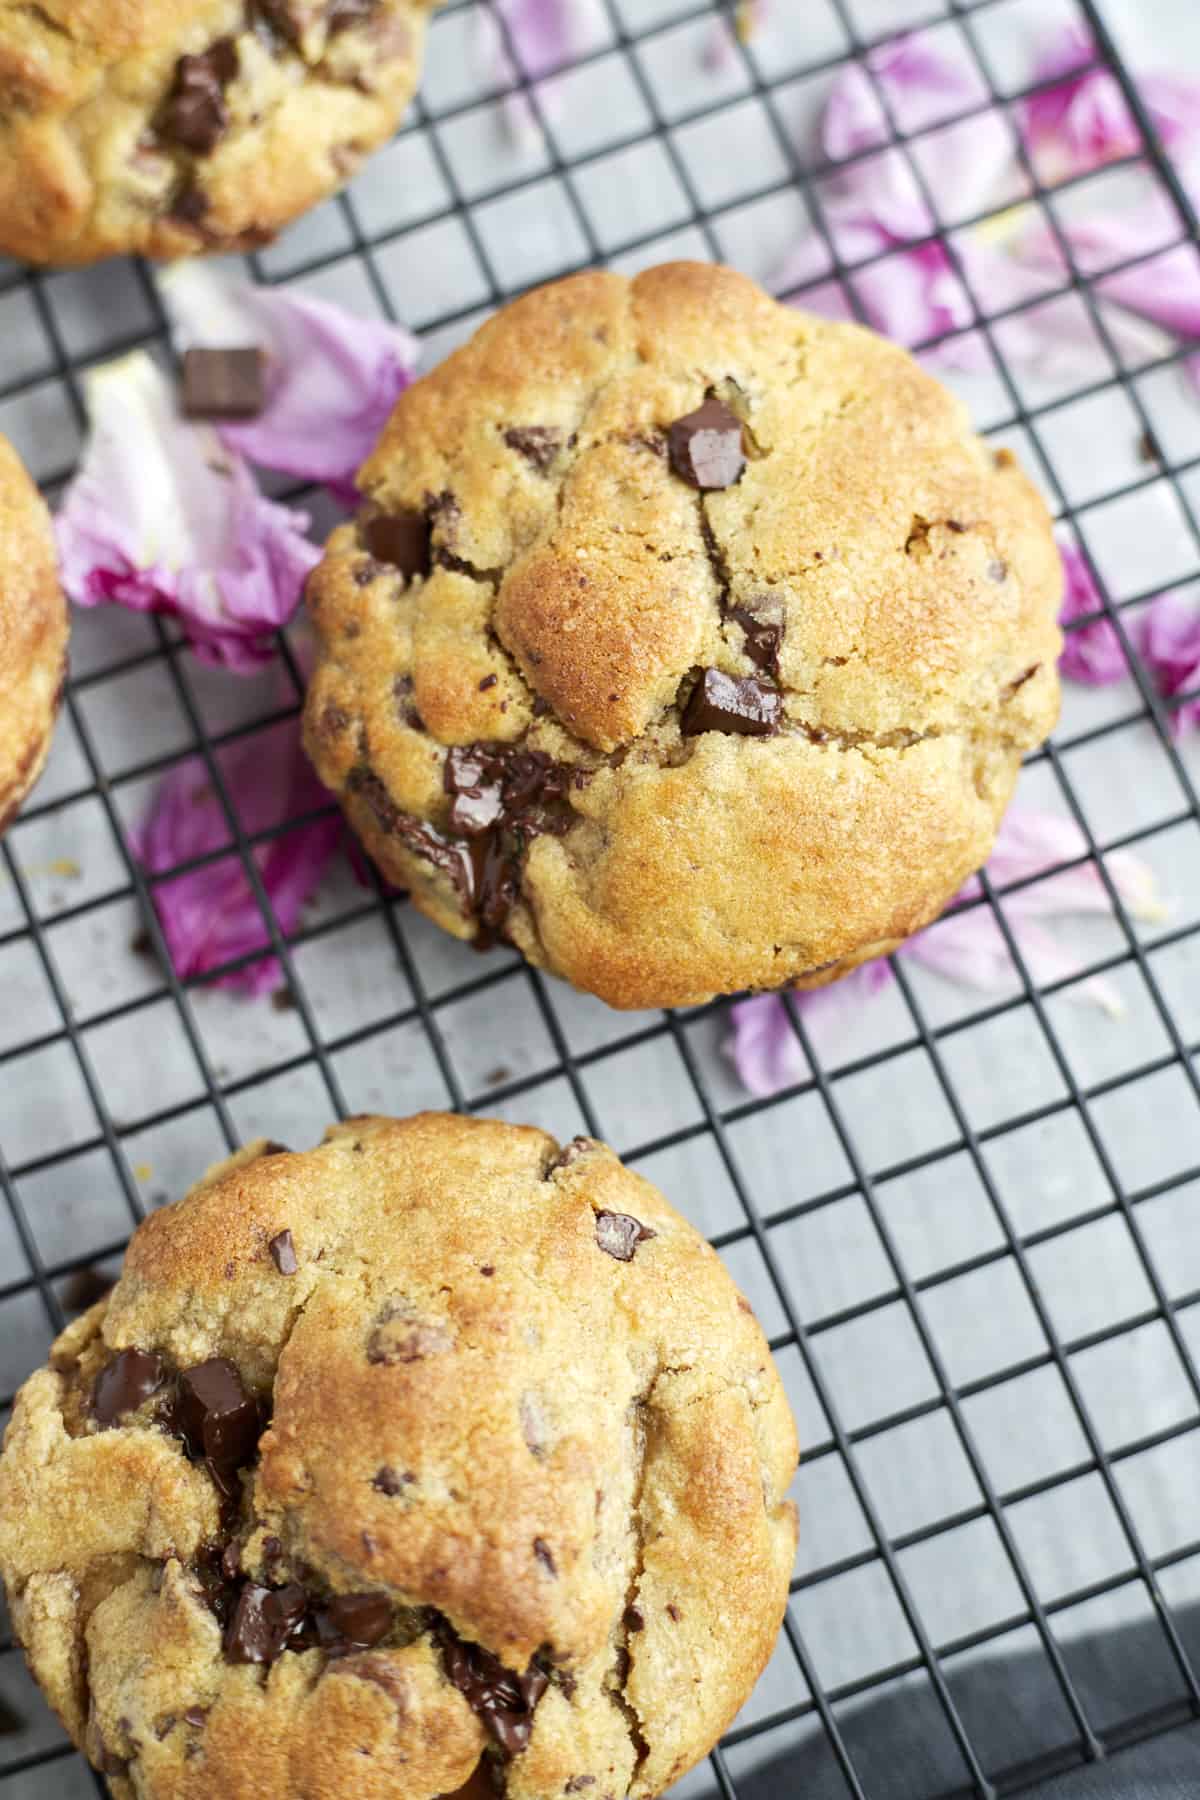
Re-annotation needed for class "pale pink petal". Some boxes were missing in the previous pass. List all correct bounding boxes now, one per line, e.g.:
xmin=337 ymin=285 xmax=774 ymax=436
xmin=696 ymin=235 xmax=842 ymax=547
xmin=159 ymin=264 xmax=418 ymax=502
xmin=726 ymin=964 xmax=892 ymax=1099
xmin=490 ymin=0 xmax=602 ymax=139
xmin=1136 ymin=590 xmax=1200 ymax=735
xmin=134 ymin=718 xmax=341 ymax=997
xmin=55 ymin=353 xmax=319 ymax=674
xmin=960 ymin=807 xmax=1164 ymax=924
xmin=1021 ymin=22 xmax=1200 ymax=181
xmin=909 ymin=904 xmax=1122 ymax=1013
xmin=823 ymin=28 xmax=988 ymax=162
xmin=1057 ymin=540 xmax=1127 ymax=685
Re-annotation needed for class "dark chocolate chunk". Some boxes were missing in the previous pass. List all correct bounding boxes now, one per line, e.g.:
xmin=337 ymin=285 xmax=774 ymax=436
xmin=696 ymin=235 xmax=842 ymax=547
xmin=666 ymin=1603 xmax=681 ymax=1622
xmin=181 ymin=347 xmax=265 ymax=420
xmin=261 ymin=1141 xmax=292 ymax=1157
xmin=160 ymin=40 xmax=238 ymax=155
xmin=624 ymin=1605 xmax=644 ymax=1632
xmin=594 ymin=1210 xmax=656 ymax=1263
xmin=533 ymin=1537 xmax=556 ymax=1576
xmin=363 ymin=512 xmax=431 ymax=579
xmin=175 ymin=1359 xmax=260 ymax=1480
xmin=314 ymin=1591 xmax=392 ymax=1653
xmin=372 ymin=1465 xmax=413 ymax=1495
xmin=93 ymin=1348 xmax=166 ymax=1427
xmin=667 ymin=397 xmax=746 ymax=491
xmin=565 ymin=1781 xmax=597 ymax=1794
xmin=727 ymin=602 xmax=783 ymax=678
xmin=438 ymin=1629 xmax=549 ymax=1756
xmin=680 ymin=667 xmax=781 ymax=737
xmin=478 ymin=673 xmax=498 ymax=692
xmin=445 ymin=745 xmax=506 ymax=837
xmin=183 ymin=1706 xmax=209 ymax=1729
xmin=224 ymin=1582 xmax=307 ymax=1664
xmin=546 ymin=1136 xmax=592 ymax=1175
xmin=503 ymin=426 xmax=564 ymax=473
xmin=171 ymin=183 xmax=211 ymax=226
xmin=269 ymin=1229 xmax=298 ymax=1275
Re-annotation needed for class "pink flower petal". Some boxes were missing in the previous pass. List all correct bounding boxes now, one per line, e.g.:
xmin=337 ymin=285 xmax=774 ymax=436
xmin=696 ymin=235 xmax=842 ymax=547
xmin=823 ymin=29 xmax=989 ymax=162
xmin=134 ymin=717 xmax=341 ymax=996
xmin=1136 ymin=590 xmax=1200 ymax=735
xmin=725 ymin=807 xmax=1165 ymax=1095
xmin=1056 ymin=540 xmax=1126 ymax=685
xmin=56 ymin=353 xmax=319 ymax=673
xmin=159 ymin=265 xmax=418 ymax=502
xmin=1021 ymin=22 xmax=1200 ymax=181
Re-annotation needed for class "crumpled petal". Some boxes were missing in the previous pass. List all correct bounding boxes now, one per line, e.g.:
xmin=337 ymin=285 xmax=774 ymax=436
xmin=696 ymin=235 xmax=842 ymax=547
xmin=725 ymin=809 xmax=1166 ymax=1094
xmin=159 ymin=263 xmax=419 ymax=503
xmin=1056 ymin=540 xmax=1127 ymax=685
xmin=823 ymin=29 xmax=989 ymax=162
xmin=1021 ymin=22 xmax=1200 ymax=181
xmin=134 ymin=717 xmax=342 ymax=996
xmin=56 ymin=352 xmax=320 ymax=673
xmin=1136 ymin=590 xmax=1200 ymax=735
xmin=490 ymin=0 xmax=603 ymax=140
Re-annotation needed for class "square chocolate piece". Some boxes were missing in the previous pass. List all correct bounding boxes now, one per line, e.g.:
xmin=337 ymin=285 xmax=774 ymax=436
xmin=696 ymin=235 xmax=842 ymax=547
xmin=182 ymin=347 xmax=266 ymax=420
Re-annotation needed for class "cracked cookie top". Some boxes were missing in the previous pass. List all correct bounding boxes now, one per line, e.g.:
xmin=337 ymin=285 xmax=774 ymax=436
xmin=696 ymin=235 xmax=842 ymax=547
xmin=304 ymin=262 xmax=1063 ymax=1010
xmin=0 ymin=0 xmax=437 ymax=265
xmin=0 ymin=434 xmax=67 ymax=835
xmin=0 ymin=1113 xmax=798 ymax=1800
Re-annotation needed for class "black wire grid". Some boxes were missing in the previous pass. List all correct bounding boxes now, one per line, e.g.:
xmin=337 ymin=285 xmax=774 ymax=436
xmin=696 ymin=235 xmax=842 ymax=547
xmin=2 ymin=0 xmax=1200 ymax=1794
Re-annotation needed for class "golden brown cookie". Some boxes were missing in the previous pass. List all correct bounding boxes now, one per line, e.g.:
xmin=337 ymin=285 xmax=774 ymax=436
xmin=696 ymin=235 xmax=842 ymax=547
xmin=0 ymin=434 xmax=68 ymax=834
xmin=0 ymin=1114 xmax=798 ymax=1799
xmin=0 ymin=0 xmax=437 ymax=266
xmin=303 ymin=261 xmax=1063 ymax=1011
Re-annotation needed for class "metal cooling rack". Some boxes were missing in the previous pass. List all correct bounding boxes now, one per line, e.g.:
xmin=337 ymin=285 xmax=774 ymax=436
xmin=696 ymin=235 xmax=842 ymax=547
xmin=2 ymin=0 xmax=1200 ymax=1795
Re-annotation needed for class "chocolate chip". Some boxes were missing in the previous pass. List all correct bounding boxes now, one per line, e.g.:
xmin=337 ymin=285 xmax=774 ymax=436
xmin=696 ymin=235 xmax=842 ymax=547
xmin=93 ymin=1348 xmax=166 ymax=1427
xmin=546 ymin=1136 xmax=592 ymax=1175
xmin=261 ymin=1141 xmax=292 ymax=1157
xmin=445 ymin=745 xmax=506 ymax=837
xmin=170 ymin=183 xmax=210 ymax=225
xmin=565 ymin=1781 xmax=596 ymax=1794
xmin=533 ymin=1538 xmax=556 ymax=1576
xmin=623 ymin=1605 xmax=644 ymax=1632
xmin=183 ymin=1706 xmax=209 ymax=1729
xmin=479 ymin=673 xmax=498 ymax=692
xmin=62 ymin=1264 xmax=113 ymax=1314
xmin=181 ymin=348 xmax=265 ymax=420
xmin=666 ymin=1603 xmax=681 ymax=1622
xmin=680 ymin=668 xmax=781 ymax=737
xmin=438 ymin=1629 xmax=549 ymax=1756
xmin=504 ymin=426 xmax=564 ymax=473
xmin=372 ymin=1465 xmax=413 ymax=1495
xmin=314 ymin=1592 xmax=392 ymax=1653
xmin=269 ymin=1230 xmax=298 ymax=1275
xmin=667 ymin=398 xmax=746 ymax=490
xmin=224 ymin=1582 xmax=307 ymax=1664
xmin=480 ymin=1263 xmax=496 ymax=1276
xmin=363 ymin=512 xmax=431 ymax=579
xmin=727 ymin=602 xmax=783 ymax=678
xmin=594 ymin=1211 xmax=656 ymax=1263
xmin=368 ymin=1300 xmax=452 ymax=1365
xmin=175 ymin=1359 xmax=260 ymax=1483
xmin=393 ymin=673 xmax=424 ymax=731
xmin=160 ymin=40 xmax=238 ymax=155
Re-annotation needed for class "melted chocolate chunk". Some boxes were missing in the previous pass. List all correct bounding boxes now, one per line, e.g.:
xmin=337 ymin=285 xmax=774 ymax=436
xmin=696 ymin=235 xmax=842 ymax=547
xmin=181 ymin=348 xmax=264 ymax=420
xmin=269 ymin=1229 xmax=298 ymax=1275
xmin=504 ymin=426 xmax=564 ymax=473
xmin=160 ymin=40 xmax=238 ymax=155
xmin=445 ymin=745 xmax=506 ymax=837
xmin=594 ymin=1210 xmax=656 ymax=1263
xmin=727 ymin=602 xmax=783 ymax=678
xmin=363 ymin=512 xmax=431 ymax=579
xmin=93 ymin=1348 xmax=166 ymax=1427
xmin=546 ymin=1136 xmax=593 ymax=1175
xmin=175 ymin=1359 xmax=260 ymax=1483
xmin=681 ymin=668 xmax=781 ymax=737
xmin=668 ymin=398 xmax=746 ymax=491
xmin=314 ymin=1591 xmax=392 ymax=1653
xmin=224 ymin=1582 xmax=307 ymax=1664
xmin=439 ymin=1629 xmax=549 ymax=1756
xmin=171 ymin=183 xmax=210 ymax=226
xmin=533 ymin=1537 xmax=556 ymax=1576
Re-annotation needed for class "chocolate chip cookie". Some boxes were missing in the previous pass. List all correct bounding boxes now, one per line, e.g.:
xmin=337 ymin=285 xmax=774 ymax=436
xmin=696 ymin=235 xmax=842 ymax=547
xmin=0 ymin=0 xmax=437 ymax=266
xmin=0 ymin=434 xmax=68 ymax=835
xmin=0 ymin=1114 xmax=798 ymax=1799
xmin=304 ymin=262 xmax=1062 ymax=1010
